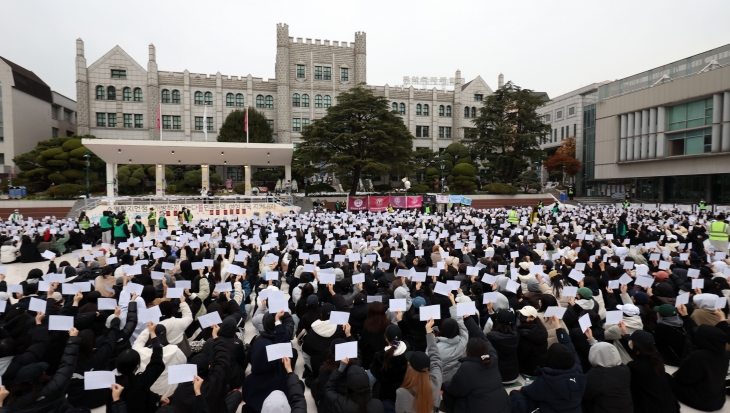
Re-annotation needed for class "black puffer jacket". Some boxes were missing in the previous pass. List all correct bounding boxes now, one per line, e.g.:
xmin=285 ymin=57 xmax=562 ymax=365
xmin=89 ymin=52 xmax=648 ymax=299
xmin=486 ymin=329 xmax=520 ymax=382
xmin=444 ymin=342 xmax=511 ymax=413
xmin=582 ymin=364 xmax=632 ymax=413
xmin=201 ymin=316 xmax=247 ymax=389
xmin=516 ymin=320 xmax=548 ymax=375
xmin=669 ymin=325 xmax=730 ymax=412
xmin=2 ymin=336 xmax=80 ymax=413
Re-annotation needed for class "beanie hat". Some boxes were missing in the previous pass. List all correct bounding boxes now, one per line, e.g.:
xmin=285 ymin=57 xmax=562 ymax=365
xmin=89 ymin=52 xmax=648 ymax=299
xmin=545 ymin=343 xmax=574 ymax=370
xmin=439 ymin=318 xmax=459 ymax=339
xmin=630 ymin=330 xmax=655 ymax=345
xmin=411 ymin=296 xmax=427 ymax=308
xmin=346 ymin=365 xmax=370 ymax=391
xmin=632 ymin=291 xmax=650 ymax=305
xmin=306 ymin=294 xmax=319 ymax=307
xmin=653 ymin=271 xmax=669 ymax=281
xmin=496 ymin=309 xmax=514 ymax=325
xmin=577 ymin=287 xmax=593 ymax=299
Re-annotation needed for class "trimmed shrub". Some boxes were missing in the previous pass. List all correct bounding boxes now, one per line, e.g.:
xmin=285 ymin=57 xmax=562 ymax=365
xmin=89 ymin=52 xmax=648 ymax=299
xmin=305 ymin=183 xmax=336 ymax=195
xmin=450 ymin=163 xmax=477 ymax=193
xmin=47 ymin=173 xmax=67 ymax=183
xmin=47 ymin=183 xmax=85 ymax=199
xmin=407 ymin=184 xmax=430 ymax=193
xmin=234 ymin=183 xmax=247 ymax=195
xmin=484 ymin=183 xmax=519 ymax=195
xmin=166 ymin=184 xmax=177 ymax=193
xmin=374 ymin=184 xmax=393 ymax=192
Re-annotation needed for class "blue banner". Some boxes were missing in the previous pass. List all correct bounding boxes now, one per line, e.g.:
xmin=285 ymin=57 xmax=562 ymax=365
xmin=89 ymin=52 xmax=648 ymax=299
xmin=461 ymin=197 xmax=472 ymax=206
xmin=449 ymin=195 xmax=462 ymax=204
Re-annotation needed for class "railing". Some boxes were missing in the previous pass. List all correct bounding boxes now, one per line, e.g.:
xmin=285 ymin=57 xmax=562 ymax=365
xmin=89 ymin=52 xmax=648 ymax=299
xmin=76 ymin=194 xmax=295 ymax=208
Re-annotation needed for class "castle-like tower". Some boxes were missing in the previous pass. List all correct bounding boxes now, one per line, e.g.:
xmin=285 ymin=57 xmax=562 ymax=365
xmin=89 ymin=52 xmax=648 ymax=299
xmin=275 ymin=23 xmax=291 ymax=143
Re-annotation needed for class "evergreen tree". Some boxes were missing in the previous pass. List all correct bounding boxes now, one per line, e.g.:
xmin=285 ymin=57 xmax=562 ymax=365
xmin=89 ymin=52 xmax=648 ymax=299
xmin=465 ymin=82 xmax=550 ymax=183
xmin=217 ymin=108 xmax=274 ymax=143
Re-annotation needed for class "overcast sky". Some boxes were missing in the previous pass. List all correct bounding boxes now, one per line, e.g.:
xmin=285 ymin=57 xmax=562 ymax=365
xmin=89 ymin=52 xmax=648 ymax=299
xmin=3 ymin=0 xmax=730 ymax=100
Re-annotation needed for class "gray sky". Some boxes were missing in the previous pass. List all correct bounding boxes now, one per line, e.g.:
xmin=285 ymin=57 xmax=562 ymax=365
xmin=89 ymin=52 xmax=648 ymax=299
xmin=3 ymin=0 xmax=730 ymax=99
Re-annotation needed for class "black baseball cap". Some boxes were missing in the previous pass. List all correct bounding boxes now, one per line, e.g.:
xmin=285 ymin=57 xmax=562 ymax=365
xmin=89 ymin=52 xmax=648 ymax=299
xmin=404 ymin=351 xmax=430 ymax=372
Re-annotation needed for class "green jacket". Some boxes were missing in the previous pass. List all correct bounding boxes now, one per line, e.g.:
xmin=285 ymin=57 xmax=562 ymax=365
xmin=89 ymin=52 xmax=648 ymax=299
xmin=114 ymin=223 xmax=129 ymax=239
xmin=51 ymin=233 xmax=70 ymax=252
xmin=158 ymin=216 xmax=168 ymax=229
xmin=100 ymin=216 xmax=113 ymax=229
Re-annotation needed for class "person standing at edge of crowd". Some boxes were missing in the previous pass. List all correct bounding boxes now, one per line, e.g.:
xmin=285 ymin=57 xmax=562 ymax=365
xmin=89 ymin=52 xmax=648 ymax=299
xmin=148 ymin=207 xmax=156 ymax=233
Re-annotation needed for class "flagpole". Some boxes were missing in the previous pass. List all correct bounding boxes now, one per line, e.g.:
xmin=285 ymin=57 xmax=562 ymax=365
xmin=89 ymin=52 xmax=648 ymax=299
xmin=246 ymin=107 xmax=249 ymax=143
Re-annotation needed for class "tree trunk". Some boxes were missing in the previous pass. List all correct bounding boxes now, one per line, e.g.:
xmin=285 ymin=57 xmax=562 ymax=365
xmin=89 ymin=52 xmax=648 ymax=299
xmin=350 ymin=166 xmax=361 ymax=196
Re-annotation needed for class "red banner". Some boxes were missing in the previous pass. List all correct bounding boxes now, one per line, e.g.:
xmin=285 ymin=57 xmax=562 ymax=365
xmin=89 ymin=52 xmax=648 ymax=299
xmin=390 ymin=195 xmax=407 ymax=209
xmin=369 ymin=195 xmax=389 ymax=212
xmin=407 ymin=196 xmax=423 ymax=208
xmin=347 ymin=196 xmax=369 ymax=211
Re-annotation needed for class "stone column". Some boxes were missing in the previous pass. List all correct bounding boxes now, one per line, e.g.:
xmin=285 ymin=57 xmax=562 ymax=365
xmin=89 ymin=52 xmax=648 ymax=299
xmin=285 ymin=164 xmax=292 ymax=183
xmin=147 ymin=44 xmax=160 ymax=140
xmin=712 ymin=93 xmax=723 ymax=152
xmin=633 ymin=111 xmax=642 ymax=160
xmin=626 ymin=112 xmax=635 ymax=161
xmin=75 ymin=38 xmax=89 ymax=135
xmin=106 ymin=163 xmax=116 ymax=198
xmin=201 ymin=165 xmax=210 ymax=191
xmin=656 ymin=106 xmax=666 ymax=157
xmin=648 ymin=108 xmax=657 ymax=158
xmin=244 ymin=165 xmax=251 ymax=195
xmin=155 ymin=164 xmax=165 ymax=197
xmin=183 ymin=70 xmax=191 ymax=140
xmin=275 ymin=23 xmax=291 ymax=143
xmin=723 ymin=91 xmax=730 ymax=152
xmin=620 ymin=114 xmax=627 ymax=162
xmin=432 ymin=88 xmax=438 ymax=151
xmin=408 ymin=86 xmax=415 ymax=136
xmin=640 ymin=109 xmax=649 ymax=159
xmin=354 ymin=31 xmax=366 ymax=85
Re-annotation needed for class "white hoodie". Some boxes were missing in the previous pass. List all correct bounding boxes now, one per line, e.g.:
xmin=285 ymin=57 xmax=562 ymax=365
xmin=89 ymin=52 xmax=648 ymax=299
xmin=133 ymin=329 xmax=187 ymax=397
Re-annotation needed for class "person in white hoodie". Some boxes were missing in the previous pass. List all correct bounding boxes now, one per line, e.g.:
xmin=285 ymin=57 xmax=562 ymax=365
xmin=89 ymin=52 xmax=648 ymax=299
xmin=132 ymin=324 xmax=187 ymax=398
xmin=157 ymin=296 xmax=194 ymax=348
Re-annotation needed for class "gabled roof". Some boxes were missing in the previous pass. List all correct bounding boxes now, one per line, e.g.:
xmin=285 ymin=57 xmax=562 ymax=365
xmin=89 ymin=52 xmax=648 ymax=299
xmin=0 ymin=56 xmax=52 ymax=103
xmin=87 ymin=45 xmax=147 ymax=75
xmin=461 ymin=75 xmax=493 ymax=94
xmin=461 ymin=80 xmax=473 ymax=91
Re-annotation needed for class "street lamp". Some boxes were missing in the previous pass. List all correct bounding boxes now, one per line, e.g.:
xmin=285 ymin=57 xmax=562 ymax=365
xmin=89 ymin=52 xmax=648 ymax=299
xmin=440 ymin=155 xmax=445 ymax=193
xmin=84 ymin=151 xmax=91 ymax=199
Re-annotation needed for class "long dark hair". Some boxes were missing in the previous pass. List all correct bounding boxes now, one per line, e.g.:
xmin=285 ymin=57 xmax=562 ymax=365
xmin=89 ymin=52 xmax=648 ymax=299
xmin=363 ymin=301 xmax=390 ymax=335
xmin=466 ymin=338 xmax=491 ymax=366
xmin=630 ymin=340 xmax=664 ymax=375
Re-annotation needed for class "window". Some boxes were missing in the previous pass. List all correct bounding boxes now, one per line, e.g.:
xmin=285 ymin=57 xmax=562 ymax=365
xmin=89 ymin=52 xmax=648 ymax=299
xmin=568 ymin=107 xmax=575 ymax=116
xmin=474 ymin=94 xmax=483 ymax=101
xmin=51 ymin=106 xmax=59 ymax=120
xmin=96 ymin=113 xmax=106 ymax=127
xmin=195 ymin=117 xmax=203 ymax=130
xmin=64 ymin=110 xmax=71 ymax=122
xmin=162 ymin=89 xmax=170 ymax=103
xmin=416 ymin=126 xmax=422 ymax=138
xmin=0 ymin=154 xmax=5 ymax=164
xmin=445 ymin=127 xmax=451 ymax=139
xmin=553 ymin=129 xmax=557 ymax=142
xmin=111 ymin=69 xmax=126 ymax=78
xmin=668 ymin=127 xmax=712 ymax=156
xmin=439 ymin=105 xmax=445 ymax=117
xmin=107 ymin=86 xmax=116 ymax=100
xmin=296 ymin=64 xmax=305 ymax=79
xmin=561 ymin=127 xmax=564 ymax=140
xmin=265 ymin=95 xmax=274 ymax=108
xmin=323 ymin=67 xmax=331 ymax=80
xmin=392 ymin=103 xmax=398 ymax=112
xmin=439 ymin=126 xmax=445 ymax=138
xmin=292 ymin=93 xmax=300 ymax=107
xmin=96 ymin=86 xmax=105 ymax=100
xmin=204 ymin=92 xmax=213 ymax=106
xmin=51 ymin=128 xmax=58 ymax=138
xmin=172 ymin=90 xmax=181 ymax=104
xmin=446 ymin=105 xmax=451 ymax=117
xmin=302 ymin=118 xmax=310 ymax=129
xmin=227 ymin=167 xmax=243 ymax=181
xmin=668 ymin=98 xmax=713 ymax=131
xmin=173 ymin=116 xmax=181 ymax=129
xmin=124 ymin=114 xmax=133 ymax=128
xmin=314 ymin=66 xmax=322 ymax=80
xmin=416 ymin=104 xmax=422 ymax=116
xmin=323 ymin=95 xmax=331 ymax=108
xmin=134 ymin=114 xmax=143 ymax=128
xmin=236 ymin=94 xmax=244 ymax=107
xmin=162 ymin=115 xmax=171 ymax=129
xmin=544 ymin=114 xmax=551 ymax=122
xmin=301 ymin=94 xmax=309 ymax=107
xmin=226 ymin=93 xmax=234 ymax=107
xmin=195 ymin=91 xmax=203 ymax=105
xmin=423 ymin=104 xmax=429 ymax=116
xmin=292 ymin=118 xmax=301 ymax=132
xmin=340 ymin=68 xmax=349 ymax=82
xmin=464 ymin=106 xmax=470 ymax=118
xmin=266 ymin=119 xmax=274 ymax=129
xmin=422 ymin=126 xmax=429 ymax=137
xmin=573 ymin=124 xmax=576 ymax=137
xmin=471 ymin=107 xmax=476 ymax=118
xmin=556 ymin=110 xmax=563 ymax=119
xmin=133 ymin=88 xmax=143 ymax=102
xmin=399 ymin=103 xmax=406 ymax=115
xmin=207 ymin=117 xmax=213 ymax=131
xmin=108 ymin=113 xmax=117 ymax=128
xmin=256 ymin=95 xmax=265 ymax=108
xmin=123 ymin=87 xmax=131 ymax=101
xmin=314 ymin=95 xmax=323 ymax=108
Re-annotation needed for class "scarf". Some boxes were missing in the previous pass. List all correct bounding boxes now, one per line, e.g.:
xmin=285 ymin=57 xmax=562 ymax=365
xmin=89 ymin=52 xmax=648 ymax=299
xmin=576 ymin=298 xmax=595 ymax=310
xmin=657 ymin=315 xmax=684 ymax=328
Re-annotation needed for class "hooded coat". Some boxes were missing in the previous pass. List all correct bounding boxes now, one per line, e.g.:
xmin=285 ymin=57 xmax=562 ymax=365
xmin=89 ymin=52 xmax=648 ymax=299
xmin=582 ymin=343 xmax=633 ymax=413
xmin=302 ymin=319 xmax=346 ymax=379
xmin=201 ymin=316 xmax=248 ymax=389
xmin=516 ymin=320 xmax=548 ymax=376
xmin=242 ymin=338 xmax=288 ymax=413
xmin=669 ymin=325 xmax=730 ymax=412
xmin=435 ymin=306 xmax=469 ymax=383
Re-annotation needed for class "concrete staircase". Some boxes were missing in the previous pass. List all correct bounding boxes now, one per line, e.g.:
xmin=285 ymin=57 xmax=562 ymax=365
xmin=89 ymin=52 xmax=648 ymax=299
xmin=573 ymin=196 xmax=617 ymax=206
xmin=293 ymin=196 xmax=314 ymax=213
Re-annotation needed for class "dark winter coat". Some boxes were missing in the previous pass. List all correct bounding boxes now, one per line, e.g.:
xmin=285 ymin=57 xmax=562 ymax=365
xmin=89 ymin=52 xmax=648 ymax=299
xmin=582 ymin=365 xmax=633 ymax=413
xmin=626 ymin=358 xmax=679 ymax=413
xmin=486 ymin=329 xmax=520 ymax=382
xmin=444 ymin=342 xmax=511 ymax=413
xmin=358 ymin=326 xmax=388 ymax=370
xmin=109 ymin=338 xmax=165 ymax=413
xmin=325 ymin=365 xmax=384 ymax=413
xmin=669 ymin=325 xmax=730 ymax=412
xmin=516 ymin=320 xmax=548 ymax=375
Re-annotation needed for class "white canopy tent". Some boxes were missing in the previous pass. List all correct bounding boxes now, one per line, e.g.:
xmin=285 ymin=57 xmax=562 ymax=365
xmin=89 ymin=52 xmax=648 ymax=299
xmin=82 ymin=139 xmax=294 ymax=197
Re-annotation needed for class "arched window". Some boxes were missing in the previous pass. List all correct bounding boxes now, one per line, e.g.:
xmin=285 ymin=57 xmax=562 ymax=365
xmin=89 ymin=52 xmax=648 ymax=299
xmin=226 ymin=93 xmax=234 ymax=106
xmin=265 ymin=95 xmax=274 ymax=108
xmin=107 ymin=86 xmax=116 ymax=100
xmin=399 ymin=103 xmax=406 ymax=115
xmin=161 ymin=89 xmax=170 ymax=103
xmin=471 ymin=107 xmax=476 ymax=118
xmin=194 ymin=91 xmax=203 ymax=105
xmin=392 ymin=102 xmax=398 ymax=112
xmin=446 ymin=105 xmax=452 ymax=117
xmin=96 ymin=85 xmax=105 ymax=100
xmin=133 ymin=88 xmax=143 ymax=102
xmin=423 ymin=104 xmax=429 ymax=116
xmin=172 ymin=90 xmax=180 ymax=104
xmin=301 ymin=94 xmax=310 ymax=107
xmin=439 ymin=105 xmax=445 ymax=117
xmin=464 ymin=106 xmax=470 ymax=118
xmin=204 ymin=92 xmax=213 ymax=106
xmin=123 ymin=87 xmax=131 ymax=101
xmin=292 ymin=93 xmax=300 ymax=107
xmin=416 ymin=104 xmax=422 ymax=116
xmin=323 ymin=95 xmax=331 ymax=108
xmin=315 ymin=95 xmax=323 ymax=108
xmin=256 ymin=95 xmax=264 ymax=108
xmin=236 ymin=94 xmax=244 ymax=107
